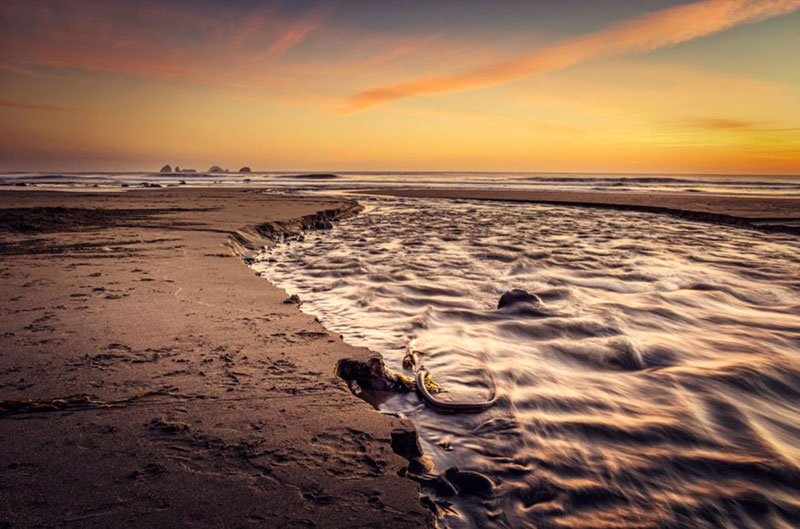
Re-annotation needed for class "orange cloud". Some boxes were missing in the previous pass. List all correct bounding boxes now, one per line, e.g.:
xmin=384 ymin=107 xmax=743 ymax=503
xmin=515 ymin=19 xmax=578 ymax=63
xmin=341 ymin=0 xmax=800 ymax=114
xmin=678 ymin=118 xmax=760 ymax=129
xmin=672 ymin=117 xmax=800 ymax=132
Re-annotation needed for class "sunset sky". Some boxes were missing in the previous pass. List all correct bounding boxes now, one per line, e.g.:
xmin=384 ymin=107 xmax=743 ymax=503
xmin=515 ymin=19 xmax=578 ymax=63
xmin=1 ymin=0 xmax=799 ymax=174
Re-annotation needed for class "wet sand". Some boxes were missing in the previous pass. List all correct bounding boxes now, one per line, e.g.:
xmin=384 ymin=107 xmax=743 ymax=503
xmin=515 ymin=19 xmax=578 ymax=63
xmin=0 ymin=188 xmax=430 ymax=529
xmin=360 ymin=188 xmax=800 ymax=234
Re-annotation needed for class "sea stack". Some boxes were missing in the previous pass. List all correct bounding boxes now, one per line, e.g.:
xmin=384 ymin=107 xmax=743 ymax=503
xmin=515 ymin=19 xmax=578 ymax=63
xmin=239 ymin=166 xmax=251 ymax=173
xmin=160 ymin=164 xmax=172 ymax=173
xmin=208 ymin=165 xmax=224 ymax=173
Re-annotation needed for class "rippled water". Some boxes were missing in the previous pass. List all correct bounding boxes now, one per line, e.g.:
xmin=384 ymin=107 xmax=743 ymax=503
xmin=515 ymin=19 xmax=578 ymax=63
xmin=255 ymin=197 xmax=800 ymax=529
xmin=4 ymin=170 xmax=800 ymax=197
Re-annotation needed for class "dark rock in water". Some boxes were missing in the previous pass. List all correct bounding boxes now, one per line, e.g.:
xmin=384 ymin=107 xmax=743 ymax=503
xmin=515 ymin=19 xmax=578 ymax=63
xmin=239 ymin=166 xmax=251 ymax=173
xmin=431 ymin=476 xmax=458 ymax=497
xmin=442 ymin=467 xmax=494 ymax=497
xmin=178 ymin=180 xmax=186 ymax=185
xmin=283 ymin=294 xmax=301 ymax=305
xmin=498 ymin=289 xmax=541 ymax=309
xmin=208 ymin=165 xmax=225 ymax=173
xmin=159 ymin=164 xmax=172 ymax=173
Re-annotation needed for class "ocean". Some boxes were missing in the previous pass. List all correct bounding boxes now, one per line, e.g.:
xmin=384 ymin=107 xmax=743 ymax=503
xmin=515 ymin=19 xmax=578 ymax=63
xmin=2 ymin=170 xmax=800 ymax=197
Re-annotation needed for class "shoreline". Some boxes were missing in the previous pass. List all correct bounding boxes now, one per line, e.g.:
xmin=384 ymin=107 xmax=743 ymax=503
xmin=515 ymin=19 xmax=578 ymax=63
xmin=357 ymin=188 xmax=800 ymax=235
xmin=0 ymin=188 xmax=432 ymax=529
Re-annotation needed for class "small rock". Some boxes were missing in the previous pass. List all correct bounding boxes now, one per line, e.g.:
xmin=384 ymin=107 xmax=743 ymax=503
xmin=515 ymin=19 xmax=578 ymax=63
xmin=497 ymin=289 xmax=541 ymax=309
xmin=284 ymin=294 xmax=301 ymax=304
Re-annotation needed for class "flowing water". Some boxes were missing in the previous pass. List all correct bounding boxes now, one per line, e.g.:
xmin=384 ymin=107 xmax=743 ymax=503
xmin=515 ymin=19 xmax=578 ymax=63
xmin=255 ymin=196 xmax=800 ymax=529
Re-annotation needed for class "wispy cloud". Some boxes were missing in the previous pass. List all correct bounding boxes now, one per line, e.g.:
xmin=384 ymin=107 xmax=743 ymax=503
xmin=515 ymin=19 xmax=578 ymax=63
xmin=0 ymin=1 xmax=328 ymax=83
xmin=674 ymin=117 xmax=800 ymax=132
xmin=679 ymin=117 xmax=761 ymax=129
xmin=243 ymin=8 xmax=329 ymax=63
xmin=340 ymin=0 xmax=800 ymax=114
xmin=0 ymin=99 xmax=73 ymax=112
xmin=0 ymin=62 xmax=43 ymax=77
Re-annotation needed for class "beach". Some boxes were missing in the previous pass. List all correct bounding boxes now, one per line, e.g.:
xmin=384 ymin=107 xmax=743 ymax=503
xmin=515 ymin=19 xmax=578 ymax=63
xmin=0 ymin=188 xmax=431 ymax=529
xmin=3 ymin=1 xmax=800 ymax=527
xmin=3 ymin=185 xmax=800 ymax=529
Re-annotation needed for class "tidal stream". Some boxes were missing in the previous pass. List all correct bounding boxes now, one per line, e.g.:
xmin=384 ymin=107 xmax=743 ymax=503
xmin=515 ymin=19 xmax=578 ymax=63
xmin=255 ymin=196 xmax=800 ymax=529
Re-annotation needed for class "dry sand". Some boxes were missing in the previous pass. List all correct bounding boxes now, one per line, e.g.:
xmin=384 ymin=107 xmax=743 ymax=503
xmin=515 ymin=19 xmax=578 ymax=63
xmin=0 ymin=188 xmax=431 ymax=529
xmin=359 ymin=188 xmax=800 ymax=234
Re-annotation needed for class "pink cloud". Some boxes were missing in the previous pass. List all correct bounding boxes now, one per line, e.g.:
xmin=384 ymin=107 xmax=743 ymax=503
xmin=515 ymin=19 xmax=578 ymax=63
xmin=0 ymin=0 xmax=328 ymax=83
xmin=0 ymin=99 xmax=73 ymax=112
xmin=246 ymin=13 xmax=327 ymax=63
xmin=340 ymin=0 xmax=800 ymax=114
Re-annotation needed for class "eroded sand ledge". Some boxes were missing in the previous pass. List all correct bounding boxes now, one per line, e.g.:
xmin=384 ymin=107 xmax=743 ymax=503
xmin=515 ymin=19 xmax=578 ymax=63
xmin=0 ymin=188 xmax=431 ymax=529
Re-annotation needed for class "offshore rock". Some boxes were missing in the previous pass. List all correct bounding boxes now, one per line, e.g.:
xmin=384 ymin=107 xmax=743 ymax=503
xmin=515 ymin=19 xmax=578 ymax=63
xmin=159 ymin=165 xmax=172 ymax=173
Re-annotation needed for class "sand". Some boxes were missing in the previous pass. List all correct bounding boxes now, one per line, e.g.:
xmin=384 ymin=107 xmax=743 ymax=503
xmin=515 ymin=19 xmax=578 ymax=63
xmin=0 ymin=188 xmax=431 ymax=529
xmin=359 ymin=188 xmax=800 ymax=234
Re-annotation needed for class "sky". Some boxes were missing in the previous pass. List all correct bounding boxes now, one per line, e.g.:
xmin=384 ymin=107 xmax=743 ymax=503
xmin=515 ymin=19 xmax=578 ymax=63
xmin=1 ymin=0 xmax=799 ymax=174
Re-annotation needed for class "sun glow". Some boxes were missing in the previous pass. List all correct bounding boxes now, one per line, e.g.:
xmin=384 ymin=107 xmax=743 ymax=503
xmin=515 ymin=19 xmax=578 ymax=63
xmin=1 ymin=0 xmax=799 ymax=173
